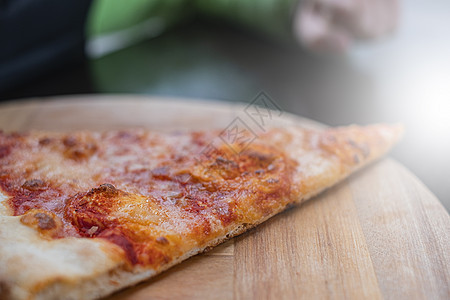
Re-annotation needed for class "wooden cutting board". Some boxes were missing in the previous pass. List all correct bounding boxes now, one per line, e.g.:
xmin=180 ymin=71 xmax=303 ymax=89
xmin=0 ymin=95 xmax=448 ymax=300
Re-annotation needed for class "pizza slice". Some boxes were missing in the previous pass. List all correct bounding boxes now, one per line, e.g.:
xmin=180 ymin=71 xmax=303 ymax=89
xmin=0 ymin=124 xmax=402 ymax=300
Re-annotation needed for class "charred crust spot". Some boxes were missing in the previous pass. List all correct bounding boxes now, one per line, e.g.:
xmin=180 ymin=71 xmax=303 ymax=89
xmin=34 ymin=212 xmax=56 ymax=230
xmin=38 ymin=137 xmax=52 ymax=145
xmin=214 ymin=156 xmax=233 ymax=164
xmin=63 ymin=136 xmax=77 ymax=147
xmin=20 ymin=210 xmax=60 ymax=235
xmin=99 ymin=183 xmax=117 ymax=190
xmin=95 ymin=183 xmax=118 ymax=196
xmin=215 ymin=156 xmax=228 ymax=163
xmin=212 ymin=156 xmax=239 ymax=169
xmin=72 ymin=149 xmax=84 ymax=159
xmin=69 ymin=143 xmax=98 ymax=160
xmin=63 ymin=136 xmax=98 ymax=161
xmin=254 ymin=169 xmax=265 ymax=175
xmin=21 ymin=179 xmax=45 ymax=191
xmin=246 ymin=151 xmax=272 ymax=163
xmin=156 ymin=236 xmax=169 ymax=245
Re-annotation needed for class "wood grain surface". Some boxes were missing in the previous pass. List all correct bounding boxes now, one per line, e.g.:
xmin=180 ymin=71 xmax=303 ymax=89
xmin=0 ymin=95 xmax=448 ymax=300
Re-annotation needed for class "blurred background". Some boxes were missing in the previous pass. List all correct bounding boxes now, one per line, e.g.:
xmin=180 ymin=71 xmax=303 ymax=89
xmin=0 ymin=0 xmax=449 ymax=210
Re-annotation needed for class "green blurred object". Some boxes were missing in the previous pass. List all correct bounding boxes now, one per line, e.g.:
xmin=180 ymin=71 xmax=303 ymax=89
xmin=89 ymin=27 xmax=259 ymax=101
xmin=87 ymin=0 xmax=300 ymax=97
xmin=87 ymin=0 xmax=191 ymax=37
xmin=86 ymin=0 xmax=298 ymax=46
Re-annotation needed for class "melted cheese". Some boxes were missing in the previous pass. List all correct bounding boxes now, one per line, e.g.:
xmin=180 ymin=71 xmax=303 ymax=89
xmin=0 ymin=125 xmax=402 ymax=268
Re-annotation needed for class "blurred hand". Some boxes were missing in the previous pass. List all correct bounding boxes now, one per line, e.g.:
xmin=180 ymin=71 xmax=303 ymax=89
xmin=294 ymin=0 xmax=399 ymax=53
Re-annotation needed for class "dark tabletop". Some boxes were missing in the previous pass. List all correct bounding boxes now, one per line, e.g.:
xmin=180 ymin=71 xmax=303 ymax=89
xmin=1 ymin=1 xmax=449 ymax=211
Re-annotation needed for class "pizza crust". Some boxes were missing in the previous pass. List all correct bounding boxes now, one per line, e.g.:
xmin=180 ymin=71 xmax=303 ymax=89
xmin=0 ymin=191 xmax=11 ymax=216
xmin=0 ymin=198 xmax=125 ymax=300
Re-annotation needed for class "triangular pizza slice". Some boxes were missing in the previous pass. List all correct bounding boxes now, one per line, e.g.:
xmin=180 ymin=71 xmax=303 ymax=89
xmin=0 ymin=124 xmax=402 ymax=300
